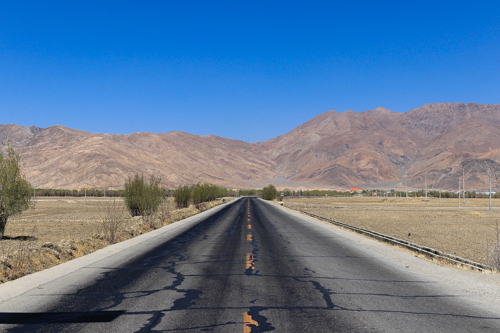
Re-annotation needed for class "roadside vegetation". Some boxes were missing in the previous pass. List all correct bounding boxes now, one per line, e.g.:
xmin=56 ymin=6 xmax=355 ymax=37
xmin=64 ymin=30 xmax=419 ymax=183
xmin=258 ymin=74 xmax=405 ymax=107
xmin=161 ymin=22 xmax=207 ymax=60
xmin=123 ymin=174 xmax=165 ymax=218
xmin=261 ymin=184 xmax=278 ymax=200
xmin=174 ymin=183 xmax=228 ymax=209
xmin=174 ymin=185 xmax=191 ymax=208
xmin=34 ymin=188 xmax=124 ymax=197
xmin=0 ymin=146 xmax=34 ymax=239
xmin=238 ymin=189 xmax=259 ymax=196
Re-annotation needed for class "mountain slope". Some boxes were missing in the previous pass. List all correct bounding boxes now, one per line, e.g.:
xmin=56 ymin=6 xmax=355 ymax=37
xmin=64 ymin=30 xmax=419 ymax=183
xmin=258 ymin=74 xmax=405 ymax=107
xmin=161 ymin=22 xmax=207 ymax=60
xmin=259 ymin=107 xmax=424 ymax=186
xmin=1 ymin=125 xmax=277 ymax=189
xmin=3 ymin=102 xmax=500 ymax=190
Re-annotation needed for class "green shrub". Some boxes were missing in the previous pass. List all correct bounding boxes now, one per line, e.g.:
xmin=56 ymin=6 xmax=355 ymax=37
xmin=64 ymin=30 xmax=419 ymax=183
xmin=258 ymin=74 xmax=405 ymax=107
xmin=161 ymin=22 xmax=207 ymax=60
xmin=191 ymin=183 xmax=227 ymax=208
xmin=123 ymin=174 xmax=164 ymax=217
xmin=239 ymin=189 xmax=258 ymax=196
xmin=174 ymin=185 xmax=191 ymax=209
xmin=261 ymin=184 xmax=277 ymax=200
xmin=174 ymin=183 xmax=228 ymax=209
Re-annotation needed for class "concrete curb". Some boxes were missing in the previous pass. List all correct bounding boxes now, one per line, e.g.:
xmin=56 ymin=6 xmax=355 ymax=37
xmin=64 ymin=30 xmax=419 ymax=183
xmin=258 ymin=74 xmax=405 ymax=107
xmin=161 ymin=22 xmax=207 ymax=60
xmin=282 ymin=204 xmax=492 ymax=272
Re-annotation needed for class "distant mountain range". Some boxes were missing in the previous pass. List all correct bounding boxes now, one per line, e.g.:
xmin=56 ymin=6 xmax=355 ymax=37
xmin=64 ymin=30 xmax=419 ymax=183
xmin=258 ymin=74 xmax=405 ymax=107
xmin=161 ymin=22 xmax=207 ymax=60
xmin=2 ymin=102 xmax=500 ymax=191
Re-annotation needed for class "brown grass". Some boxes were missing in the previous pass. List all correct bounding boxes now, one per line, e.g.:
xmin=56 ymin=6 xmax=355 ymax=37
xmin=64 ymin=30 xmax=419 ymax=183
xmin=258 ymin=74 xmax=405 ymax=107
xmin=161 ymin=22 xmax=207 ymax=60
xmin=284 ymin=196 xmax=500 ymax=266
xmin=0 ymin=197 xmax=227 ymax=284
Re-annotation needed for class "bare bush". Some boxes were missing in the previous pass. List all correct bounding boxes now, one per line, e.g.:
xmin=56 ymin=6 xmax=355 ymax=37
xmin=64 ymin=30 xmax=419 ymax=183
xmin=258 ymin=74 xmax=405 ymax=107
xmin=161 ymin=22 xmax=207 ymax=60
xmin=100 ymin=200 xmax=126 ymax=244
xmin=156 ymin=202 xmax=171 ymax=225
xmin=141 ymin=208 xmax=156 ymax=229
xmin=487 ymin=222 xmax=500 ymax=271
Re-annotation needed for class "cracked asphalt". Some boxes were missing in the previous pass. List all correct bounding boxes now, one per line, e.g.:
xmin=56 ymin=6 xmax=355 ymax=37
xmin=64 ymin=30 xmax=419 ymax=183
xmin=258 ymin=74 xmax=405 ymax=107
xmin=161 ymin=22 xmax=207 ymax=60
xmin=1 ymin=197 xmax=500 ymax=332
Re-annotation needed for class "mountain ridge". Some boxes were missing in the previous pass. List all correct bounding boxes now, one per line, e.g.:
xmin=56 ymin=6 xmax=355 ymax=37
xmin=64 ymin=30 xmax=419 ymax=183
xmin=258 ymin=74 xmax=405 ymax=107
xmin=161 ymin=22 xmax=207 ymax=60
xmin=2 ymin=102 xmax=500 ymax=190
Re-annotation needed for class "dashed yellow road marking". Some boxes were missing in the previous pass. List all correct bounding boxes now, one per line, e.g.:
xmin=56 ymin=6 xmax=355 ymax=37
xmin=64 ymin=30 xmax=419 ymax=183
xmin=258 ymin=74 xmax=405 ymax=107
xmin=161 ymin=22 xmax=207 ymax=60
xmin=247 ymin=234 xmax=252 ymax=242
xmin=247 ymin=224 xmax=251 ymax=229
xmin=244 ymin=312 xmax=258 ymax=333
xmin=246 ymin=253 xmax=254 ymax=270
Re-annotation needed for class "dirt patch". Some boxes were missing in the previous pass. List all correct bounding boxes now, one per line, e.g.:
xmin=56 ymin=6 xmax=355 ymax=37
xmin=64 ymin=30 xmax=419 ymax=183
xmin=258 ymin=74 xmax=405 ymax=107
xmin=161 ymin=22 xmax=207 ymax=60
xmin=283 ymin=196 xmax=500 ymax=266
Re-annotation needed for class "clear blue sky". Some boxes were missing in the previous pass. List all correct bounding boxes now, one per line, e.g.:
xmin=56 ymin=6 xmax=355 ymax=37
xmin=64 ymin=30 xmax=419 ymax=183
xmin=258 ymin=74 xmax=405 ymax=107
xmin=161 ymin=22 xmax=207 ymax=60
xmin=1 ymin=1 xmax=499 ymax=142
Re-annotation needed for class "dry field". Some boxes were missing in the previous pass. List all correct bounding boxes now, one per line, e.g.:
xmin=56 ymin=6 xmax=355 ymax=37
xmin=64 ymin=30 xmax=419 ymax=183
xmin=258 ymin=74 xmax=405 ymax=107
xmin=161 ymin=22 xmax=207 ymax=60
xmin=283 ymin=196 xmax=500 ymax=266
xmin=4 ymin=197 xmax=176 ymax=246
xmin=0 ymin=197 xmax=226 ymax=283
xmin=6 ymin=198 xmax=128 ymax=245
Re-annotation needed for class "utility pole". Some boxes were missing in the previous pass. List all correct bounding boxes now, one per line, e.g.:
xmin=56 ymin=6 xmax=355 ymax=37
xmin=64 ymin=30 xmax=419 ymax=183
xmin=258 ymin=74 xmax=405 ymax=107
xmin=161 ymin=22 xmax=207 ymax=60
xmin=425 ymin=177 xmax=427 ymax=201
xmin=439 ymin=189 xmax=441 ymax=204
xmin=104 ymin=188 xmax=106 ymax=199
xmin=490 ymin=176 xmax=492 ymax=211
xmin=406 ymin=182 xmax=408 ymax=200
xmin=85 ymin=188 xmax=87 ymax=205
xmin=33 ymin=188 xmax=35 ymax=201
xmin=463 ymin=169 xmax=465 ymax=204
xmin=459 ymin=178 xmax=461 ymax=208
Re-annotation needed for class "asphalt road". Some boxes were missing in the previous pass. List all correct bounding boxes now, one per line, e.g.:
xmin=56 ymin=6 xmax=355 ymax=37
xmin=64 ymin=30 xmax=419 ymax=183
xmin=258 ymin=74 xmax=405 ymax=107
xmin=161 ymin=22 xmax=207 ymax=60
xmin=1 ymin=197 xmax=500 ymax=332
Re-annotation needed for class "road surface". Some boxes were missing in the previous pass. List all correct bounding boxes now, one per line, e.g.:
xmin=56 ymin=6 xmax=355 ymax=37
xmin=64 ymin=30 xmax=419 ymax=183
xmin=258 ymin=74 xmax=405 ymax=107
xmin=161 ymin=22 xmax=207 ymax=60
xmin=1 ymin=197 xmax=499 ymax=332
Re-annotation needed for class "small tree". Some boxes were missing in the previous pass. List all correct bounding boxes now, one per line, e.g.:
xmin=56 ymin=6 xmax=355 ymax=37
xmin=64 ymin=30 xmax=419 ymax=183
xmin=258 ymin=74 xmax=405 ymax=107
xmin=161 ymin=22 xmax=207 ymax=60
xmin=261 ymin=184 xmax=277 ymax=200
xmin=123 ymin=174 xmax=164 ymax=217
xmin=0 ymin=147 xmax=34 ymax=239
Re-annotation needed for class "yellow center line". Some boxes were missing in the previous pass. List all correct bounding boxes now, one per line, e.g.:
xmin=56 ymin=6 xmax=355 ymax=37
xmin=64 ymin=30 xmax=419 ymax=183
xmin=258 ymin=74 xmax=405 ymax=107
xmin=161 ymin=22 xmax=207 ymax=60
xmin=247 ymin=224 xmax=251 ymax=229
xmin=246 ymin=253 xmax=254 ymax=270
xmin=244 ymin=312 xmax=258 ymax=333
xmin=247 ymin=234 xmax=252 ymax=242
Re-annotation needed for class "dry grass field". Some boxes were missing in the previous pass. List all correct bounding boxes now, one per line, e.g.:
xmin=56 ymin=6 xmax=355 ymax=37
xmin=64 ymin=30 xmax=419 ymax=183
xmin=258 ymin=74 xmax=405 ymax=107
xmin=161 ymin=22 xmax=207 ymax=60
xmin=6 ymin=198 xmax=130 ymax=245
xmin=283 ymin=196 xmax=500 ymax=266
xmin=4 ymin=197 xmax=179 ymax=245
xmin=0 ymin=197 xmax=226 ymax=283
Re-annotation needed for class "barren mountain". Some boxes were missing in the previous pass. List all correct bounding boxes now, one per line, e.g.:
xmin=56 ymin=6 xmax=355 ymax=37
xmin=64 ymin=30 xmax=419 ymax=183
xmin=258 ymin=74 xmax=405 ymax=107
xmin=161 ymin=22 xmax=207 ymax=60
xmin=258 ymin=102 xmax=500 ymax=190
xmin=2 ymin=102 xmax=500 ymax=191
xmin=259 ymin=107 xmax=424 ymax=187
xmin=0 ymin=124 xmax=277 ymax=189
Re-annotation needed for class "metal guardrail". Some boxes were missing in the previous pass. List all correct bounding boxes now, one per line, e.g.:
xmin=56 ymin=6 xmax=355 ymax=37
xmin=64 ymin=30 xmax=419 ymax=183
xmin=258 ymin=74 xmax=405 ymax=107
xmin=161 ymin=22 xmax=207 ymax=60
xmin=283 ymin=204 xmax=492 ymax=272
